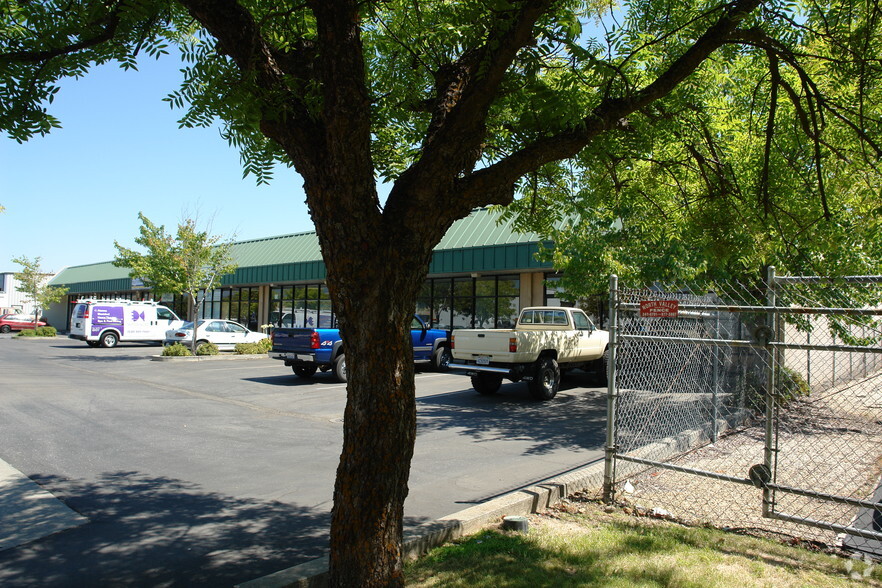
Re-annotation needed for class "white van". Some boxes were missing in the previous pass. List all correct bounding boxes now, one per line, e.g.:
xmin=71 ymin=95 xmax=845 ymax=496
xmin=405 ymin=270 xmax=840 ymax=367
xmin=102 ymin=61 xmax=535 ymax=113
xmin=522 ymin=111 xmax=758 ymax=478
xmin=69 ymin=299 xmax=185 ymax=348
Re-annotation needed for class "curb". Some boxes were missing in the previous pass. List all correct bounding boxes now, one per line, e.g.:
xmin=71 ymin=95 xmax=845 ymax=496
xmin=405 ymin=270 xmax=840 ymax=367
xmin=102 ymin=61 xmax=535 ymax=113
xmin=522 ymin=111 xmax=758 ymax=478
xmin=0 ymin=459 xmax=88 ymax=553
xmin=150 ymin=353 xmax=271 ymax=362
xmin=236 ymin=460 xmax=607 ymax=588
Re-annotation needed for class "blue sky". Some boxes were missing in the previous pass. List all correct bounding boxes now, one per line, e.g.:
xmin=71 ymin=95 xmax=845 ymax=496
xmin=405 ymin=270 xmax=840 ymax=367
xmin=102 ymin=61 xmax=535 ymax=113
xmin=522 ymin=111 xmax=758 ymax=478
xmin=1 ymin=55 xmax=316 ymax=275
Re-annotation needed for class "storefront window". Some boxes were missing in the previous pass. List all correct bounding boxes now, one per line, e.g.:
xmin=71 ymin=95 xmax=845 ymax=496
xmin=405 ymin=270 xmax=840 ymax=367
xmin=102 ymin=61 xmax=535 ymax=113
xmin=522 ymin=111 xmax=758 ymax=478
xmin=269 ymin=283 xmax=337 ymax=329
xmin=496 ymin=276 xmax=520 ymax=328
xmin=544 ymin=274 xmax=565 ymax=307
xmin=229 ymin=287 xmax=259 ymax=329
xmin=420 ymin=275 xmax=520 ymax=330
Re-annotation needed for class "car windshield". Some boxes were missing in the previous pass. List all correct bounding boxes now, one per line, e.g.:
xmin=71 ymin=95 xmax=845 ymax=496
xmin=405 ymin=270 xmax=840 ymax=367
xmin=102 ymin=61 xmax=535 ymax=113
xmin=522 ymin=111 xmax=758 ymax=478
xmin=179 ymin=321 xmax=207 ymax=330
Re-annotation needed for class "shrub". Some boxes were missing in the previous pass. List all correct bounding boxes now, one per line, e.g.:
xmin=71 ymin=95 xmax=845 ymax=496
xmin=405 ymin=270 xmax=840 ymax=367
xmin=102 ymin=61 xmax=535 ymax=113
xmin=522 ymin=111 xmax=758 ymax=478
xmin=162 ymin=343 xmax=193 ymax=357
xmin=743 ymin=365 xmax=811 ymax=410
xmin=196 ymin=341 xmax=220 ymax=356
xmin=235 ymin=338 xmax=272 ymax=354
xmin=16 ymin=326 xmax=57 ymax=337
xmin=777 ymin=367 xmax=810 ymax=404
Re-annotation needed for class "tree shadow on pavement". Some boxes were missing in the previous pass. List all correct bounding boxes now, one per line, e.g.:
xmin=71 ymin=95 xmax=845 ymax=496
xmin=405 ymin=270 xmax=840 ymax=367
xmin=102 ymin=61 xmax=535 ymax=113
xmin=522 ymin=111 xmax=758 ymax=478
xmin=416 ymin=371 xmax=608 ymax=456
xmin=0 ymin=471 xmax=331 ymax=587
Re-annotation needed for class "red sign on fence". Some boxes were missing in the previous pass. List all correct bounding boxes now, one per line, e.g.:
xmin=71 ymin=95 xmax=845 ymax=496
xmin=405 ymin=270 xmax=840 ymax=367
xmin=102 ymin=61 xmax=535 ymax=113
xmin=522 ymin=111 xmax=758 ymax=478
xmin=639 ymin=300 xmax=679 ymax=318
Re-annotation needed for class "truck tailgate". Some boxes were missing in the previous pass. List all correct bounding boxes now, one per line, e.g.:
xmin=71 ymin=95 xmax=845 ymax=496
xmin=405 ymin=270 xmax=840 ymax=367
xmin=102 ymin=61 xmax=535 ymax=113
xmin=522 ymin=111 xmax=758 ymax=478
xmin=271 ymin=328 xmax=316 ymax=351
xmin=452 ymin=329 xmax=517 ymax=359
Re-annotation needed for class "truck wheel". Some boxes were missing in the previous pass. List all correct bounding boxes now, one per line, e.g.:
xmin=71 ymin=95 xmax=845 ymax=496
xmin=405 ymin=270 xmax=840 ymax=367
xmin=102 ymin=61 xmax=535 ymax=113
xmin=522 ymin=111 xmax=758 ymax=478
xmin=432 ymin=346 xmax=452 ymax=371
xmin=471 ymin=373 xmax=502 ymax=395
xmin=100 ymin=331 xmax=119 ymax=348
xmin=334 ymin=354 xmax=348 ymax=383
xmin=529 ymin=357 xmax=560 ymax=400
xmin=292 ymin=365 xmax=318 ymax=378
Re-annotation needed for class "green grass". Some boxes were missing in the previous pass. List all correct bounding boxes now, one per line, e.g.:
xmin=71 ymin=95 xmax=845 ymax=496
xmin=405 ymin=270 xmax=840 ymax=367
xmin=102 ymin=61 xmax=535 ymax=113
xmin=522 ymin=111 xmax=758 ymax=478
xmin=405 ymin=501 xmax=881 ymax=587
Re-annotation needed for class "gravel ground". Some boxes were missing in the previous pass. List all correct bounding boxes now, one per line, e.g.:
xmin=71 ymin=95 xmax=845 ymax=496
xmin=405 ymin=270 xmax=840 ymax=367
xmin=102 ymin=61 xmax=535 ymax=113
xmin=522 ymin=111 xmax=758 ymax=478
xmin=614 ymin=371 xmax=882 ymax=551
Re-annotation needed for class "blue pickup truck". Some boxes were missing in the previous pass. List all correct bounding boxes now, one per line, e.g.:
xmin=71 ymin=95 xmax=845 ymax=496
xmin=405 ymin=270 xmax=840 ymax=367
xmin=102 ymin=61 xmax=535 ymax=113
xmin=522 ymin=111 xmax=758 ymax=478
xmin=268 ymin=315 xmax=452 ymax=382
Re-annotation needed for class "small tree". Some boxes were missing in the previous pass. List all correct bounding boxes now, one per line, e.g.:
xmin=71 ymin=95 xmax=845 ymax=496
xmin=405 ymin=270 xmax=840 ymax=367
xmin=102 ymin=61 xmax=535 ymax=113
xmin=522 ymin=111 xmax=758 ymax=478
xmin=12 ymin=255 xmax=67 ymax=332
xmin=113 ymin=212 xmax=238 ymax=353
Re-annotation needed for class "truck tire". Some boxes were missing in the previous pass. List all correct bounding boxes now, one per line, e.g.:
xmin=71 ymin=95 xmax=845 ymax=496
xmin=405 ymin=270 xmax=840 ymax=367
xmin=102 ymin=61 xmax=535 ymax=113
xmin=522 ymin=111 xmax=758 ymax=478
xmin=529 ymin=357 xmax=560 ymax=400
xmin=471 ymin=373 xmax=502 ymax=395
xmin=432 ymin=346 xmax=452 ymax=371
xmin=292 ymin=365 xmax=318 ymax=378
xmin=100 ymin=331 xmax=119 ymax=348
xmin=334 ymin=354 xmax=348 ymax=383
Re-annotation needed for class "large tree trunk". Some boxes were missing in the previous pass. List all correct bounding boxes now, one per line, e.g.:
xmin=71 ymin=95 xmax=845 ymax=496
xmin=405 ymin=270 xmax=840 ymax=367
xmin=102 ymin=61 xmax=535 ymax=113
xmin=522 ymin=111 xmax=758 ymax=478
xmin=328 ymin=287 xmax=419 ymax=586
xmin=320 ymin=221 xmax=434 ymax=586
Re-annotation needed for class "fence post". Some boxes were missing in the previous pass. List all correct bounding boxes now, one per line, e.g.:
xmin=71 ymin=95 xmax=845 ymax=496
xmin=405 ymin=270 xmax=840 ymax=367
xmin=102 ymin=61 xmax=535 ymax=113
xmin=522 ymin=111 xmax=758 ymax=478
xmin=806 ymin=330 xmax=811 ymax=390
xmin=762 ymin=266 xmax=777 ymax=519
xmin=603 ymin=274 xmax=619 ymax=503
xmin=712 ymin=312 xmax=720 ymax=442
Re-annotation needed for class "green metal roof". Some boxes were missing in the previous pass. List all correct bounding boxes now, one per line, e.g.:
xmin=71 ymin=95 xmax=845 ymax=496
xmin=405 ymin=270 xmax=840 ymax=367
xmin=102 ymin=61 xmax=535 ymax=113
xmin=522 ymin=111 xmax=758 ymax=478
xmin=50 ymin=262 xmax=134 ymax=294
xmin=229 ymin=230 xmax=323 ymax=266
xmin=51 ymin=208 xmax=551 ymax=291
xmin=435 ymin=207 xmax=542 ymax=249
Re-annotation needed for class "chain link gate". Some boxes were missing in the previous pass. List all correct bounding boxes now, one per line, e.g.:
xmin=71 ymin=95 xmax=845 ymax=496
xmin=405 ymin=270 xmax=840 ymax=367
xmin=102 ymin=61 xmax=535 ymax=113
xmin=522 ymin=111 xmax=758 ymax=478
xmin=603 ymin=269 xmax=882 ymax=559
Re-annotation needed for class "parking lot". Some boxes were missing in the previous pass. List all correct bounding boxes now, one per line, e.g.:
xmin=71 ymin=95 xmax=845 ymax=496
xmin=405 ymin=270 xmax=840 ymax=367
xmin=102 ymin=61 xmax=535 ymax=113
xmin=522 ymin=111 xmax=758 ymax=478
xmin=0 ymin=336 xmax=607 ymax=586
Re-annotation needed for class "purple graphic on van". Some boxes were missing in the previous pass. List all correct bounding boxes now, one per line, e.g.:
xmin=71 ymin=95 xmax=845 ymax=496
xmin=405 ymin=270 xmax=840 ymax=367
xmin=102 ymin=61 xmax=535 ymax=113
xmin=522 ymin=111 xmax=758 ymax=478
xmin=91 ymin=306 xmax=125 ymax=336
xmin=131 ymin=310 xmax=145 ymax=322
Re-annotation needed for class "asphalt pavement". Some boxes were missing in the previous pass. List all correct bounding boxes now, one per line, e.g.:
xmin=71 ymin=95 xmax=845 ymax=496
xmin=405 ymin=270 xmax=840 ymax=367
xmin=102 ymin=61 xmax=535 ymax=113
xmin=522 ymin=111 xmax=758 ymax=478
xmin=0 ymin=335 xmax=608 ymax=586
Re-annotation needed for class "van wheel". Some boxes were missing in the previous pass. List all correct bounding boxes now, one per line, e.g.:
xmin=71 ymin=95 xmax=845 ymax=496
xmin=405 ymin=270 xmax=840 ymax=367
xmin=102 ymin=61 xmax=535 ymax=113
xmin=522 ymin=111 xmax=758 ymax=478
xmin=528 ymin=357 xmax=560 ymax=400
xmin=86 ymin=341 xmax=100 ymax=348
xmin=471 ymin=373 xmax=502 ymax=395
xmin=433 ymin=346 xmax=452 ymax=371
xmin=293 ymin=365 xmax=317 ymax=378
xmin=100 ymin=331 xmax=119 ymax=348
xmin=334 ymin=354 xmax=348 ymax=383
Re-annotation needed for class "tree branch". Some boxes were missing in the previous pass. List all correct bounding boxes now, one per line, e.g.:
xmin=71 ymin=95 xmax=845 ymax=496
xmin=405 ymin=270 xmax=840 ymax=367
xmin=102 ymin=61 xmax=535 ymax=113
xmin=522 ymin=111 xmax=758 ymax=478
xmin=760 ymin=51 xmax=779 ymax=216
xmin=0 ymin=5 xmax=122 ymax=64
xmin=177 ymin=0 xmax=322 ymax=169
xmin=455 ymin=0 xmax=764 ymax=206
xmin=387 ymin=0 xmax=557 ymax=219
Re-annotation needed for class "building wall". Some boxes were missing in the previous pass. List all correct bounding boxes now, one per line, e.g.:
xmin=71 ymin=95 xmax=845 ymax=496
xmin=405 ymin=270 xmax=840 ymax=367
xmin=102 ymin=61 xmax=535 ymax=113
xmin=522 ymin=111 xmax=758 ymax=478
xmin=0 ymin=272 xmax=53 ymax=318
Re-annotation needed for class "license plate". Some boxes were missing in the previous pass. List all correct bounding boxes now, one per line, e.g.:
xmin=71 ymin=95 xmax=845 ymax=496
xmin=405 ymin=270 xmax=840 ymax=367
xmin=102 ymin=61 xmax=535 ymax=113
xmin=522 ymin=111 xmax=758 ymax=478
xmin=297 ymin=354 xmax=314 ymax=361
xmin=476 ymin=356 xmax=490 ymax=365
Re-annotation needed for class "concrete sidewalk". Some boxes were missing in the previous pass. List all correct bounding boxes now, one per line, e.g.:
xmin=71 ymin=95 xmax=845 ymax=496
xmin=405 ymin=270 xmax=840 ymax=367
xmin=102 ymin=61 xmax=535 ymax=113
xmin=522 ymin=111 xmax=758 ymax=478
xmin=0 ymin=458 xmax=87 ymax=552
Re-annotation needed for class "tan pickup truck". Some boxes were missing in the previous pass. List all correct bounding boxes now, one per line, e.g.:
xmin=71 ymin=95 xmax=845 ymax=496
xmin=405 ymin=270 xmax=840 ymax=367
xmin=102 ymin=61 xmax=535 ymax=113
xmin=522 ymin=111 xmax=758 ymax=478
xmin=449 ymin=306 xmax=609 ymax=400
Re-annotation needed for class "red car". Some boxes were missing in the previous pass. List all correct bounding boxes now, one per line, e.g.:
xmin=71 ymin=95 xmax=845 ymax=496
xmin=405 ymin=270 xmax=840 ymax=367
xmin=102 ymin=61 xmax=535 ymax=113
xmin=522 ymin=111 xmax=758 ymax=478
xmin=0 ymin=313 xmax=48 ymax=333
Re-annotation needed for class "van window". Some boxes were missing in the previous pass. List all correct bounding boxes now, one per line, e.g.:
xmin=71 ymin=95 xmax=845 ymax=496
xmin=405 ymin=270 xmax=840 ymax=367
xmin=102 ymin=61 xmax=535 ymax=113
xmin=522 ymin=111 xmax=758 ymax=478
xmin=75 ymin=305 xmax=87 ymax=319
xmin=157 ymin=307 xmax=178 ymax=321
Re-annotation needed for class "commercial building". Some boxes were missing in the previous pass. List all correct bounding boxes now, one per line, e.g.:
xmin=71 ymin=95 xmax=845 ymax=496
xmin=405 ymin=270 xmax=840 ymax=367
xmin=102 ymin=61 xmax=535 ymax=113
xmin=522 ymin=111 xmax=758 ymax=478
xmin=0 ymin=271 xmax=52 ymax=317
xmin=47 ymin=208 xmax=570 ymax=331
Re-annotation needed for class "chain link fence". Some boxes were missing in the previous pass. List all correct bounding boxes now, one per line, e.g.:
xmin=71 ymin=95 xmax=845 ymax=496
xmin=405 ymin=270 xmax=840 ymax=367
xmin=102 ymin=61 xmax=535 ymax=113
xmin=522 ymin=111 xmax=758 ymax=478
xmin=603 ymin=271 xmax=882 ymax=560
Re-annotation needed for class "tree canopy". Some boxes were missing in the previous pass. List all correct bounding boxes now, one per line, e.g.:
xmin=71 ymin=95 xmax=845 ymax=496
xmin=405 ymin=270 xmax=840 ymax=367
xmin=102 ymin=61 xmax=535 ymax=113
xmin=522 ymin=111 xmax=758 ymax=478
xmin=3 ymin=1 xmax=881 ymax=585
